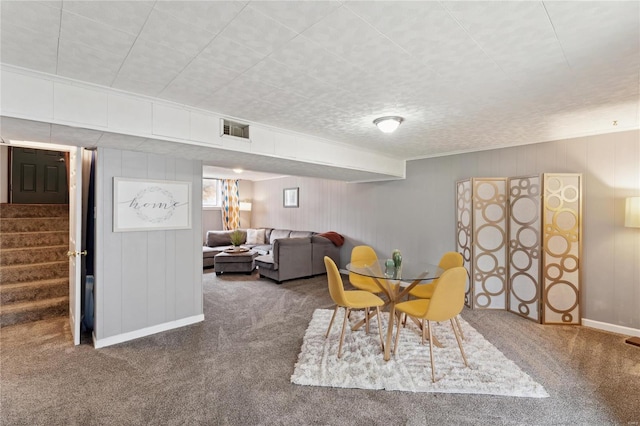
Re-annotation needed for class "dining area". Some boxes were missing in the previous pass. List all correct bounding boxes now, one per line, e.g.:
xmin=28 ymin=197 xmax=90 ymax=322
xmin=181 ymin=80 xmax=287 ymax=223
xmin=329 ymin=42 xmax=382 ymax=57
xmin=322 ymin=246 xmax=468 ymax=382
xmin=291 ymin=246 xmax=548 ymax=398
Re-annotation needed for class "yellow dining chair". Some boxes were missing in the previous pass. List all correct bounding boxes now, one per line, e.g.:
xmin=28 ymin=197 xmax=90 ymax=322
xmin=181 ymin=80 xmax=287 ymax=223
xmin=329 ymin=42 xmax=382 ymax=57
xmin=408 ymin=251 xmax=465 ymax=338
xmin=394 ymin=266 xmax=469 ymax=382
xmin=324 ymin=256 xmax=385 ymax=358
xmin=349 ymin=245 xmax=385 ymax=295
xmin=409 ymin=251 xmax=463 ymax=299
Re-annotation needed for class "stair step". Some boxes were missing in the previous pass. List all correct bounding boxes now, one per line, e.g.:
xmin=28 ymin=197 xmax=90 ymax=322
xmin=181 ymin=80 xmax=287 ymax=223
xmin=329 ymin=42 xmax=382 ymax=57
xmin=0 ymin=231 xmax=68 ymax=249
xmin=0 ymin=204 xmax=69 ymax=219
xmin=0 ymin=278 xmax=68 ymax=304
xmin=0 ymin=261 xmax=68 ymax=285
xmin=1 ymin=245 xmax=69 ymax=266
xmin=0 ymin=204 xmax=71 ymax=328
xmin=0 ymin=296 xmax=68 ymax=327
xmin=0 ymin=217 xmax=69 ymax=233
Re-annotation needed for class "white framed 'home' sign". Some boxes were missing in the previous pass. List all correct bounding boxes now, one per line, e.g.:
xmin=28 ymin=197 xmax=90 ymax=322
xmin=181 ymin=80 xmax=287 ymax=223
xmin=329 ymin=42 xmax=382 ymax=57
xmin=113 ymin=177 xmax=192 ymax=232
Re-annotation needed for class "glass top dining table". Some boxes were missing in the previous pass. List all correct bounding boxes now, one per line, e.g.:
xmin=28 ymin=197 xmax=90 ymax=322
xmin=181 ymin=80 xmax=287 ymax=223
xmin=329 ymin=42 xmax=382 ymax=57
xmin=346 ymin=260 xmax=442 ymax=283
xmin=346 ymin=259 xmax=443 ymax=361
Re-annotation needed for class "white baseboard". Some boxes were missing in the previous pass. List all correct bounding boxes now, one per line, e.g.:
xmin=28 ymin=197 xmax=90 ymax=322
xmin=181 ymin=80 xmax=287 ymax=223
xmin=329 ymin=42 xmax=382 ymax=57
xmin=582 ymin=318 xmax=640 ymax=337
xmin=93 ymin=314 xmax=205 ymax=349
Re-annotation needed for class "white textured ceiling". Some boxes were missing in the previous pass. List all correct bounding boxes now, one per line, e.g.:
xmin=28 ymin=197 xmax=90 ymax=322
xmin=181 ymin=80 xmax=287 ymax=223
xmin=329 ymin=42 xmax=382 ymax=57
xmin=1 ymin=1 xmax=639 ymax=169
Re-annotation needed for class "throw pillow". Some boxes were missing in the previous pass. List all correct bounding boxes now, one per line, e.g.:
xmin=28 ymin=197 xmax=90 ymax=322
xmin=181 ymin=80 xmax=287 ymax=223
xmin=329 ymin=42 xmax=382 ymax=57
xmin=206 ymin=230 xmax=232 ymax=247
xmin=246 ymin=228 xmax=265 ymax=245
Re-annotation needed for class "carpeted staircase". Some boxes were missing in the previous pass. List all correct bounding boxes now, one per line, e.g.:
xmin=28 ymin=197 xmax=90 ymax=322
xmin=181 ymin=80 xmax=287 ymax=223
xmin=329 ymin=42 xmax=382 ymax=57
xmin=0 ymin=204 xmax=69 ymax=327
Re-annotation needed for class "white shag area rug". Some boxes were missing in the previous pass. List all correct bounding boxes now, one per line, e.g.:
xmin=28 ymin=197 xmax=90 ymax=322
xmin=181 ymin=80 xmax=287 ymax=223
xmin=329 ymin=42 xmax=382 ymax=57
xmin=291 ymin=309 xmax=549 ymax=398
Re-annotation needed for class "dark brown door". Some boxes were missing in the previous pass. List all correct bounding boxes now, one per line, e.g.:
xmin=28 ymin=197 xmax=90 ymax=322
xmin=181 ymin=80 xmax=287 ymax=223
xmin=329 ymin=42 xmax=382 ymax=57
xmin=11 ymin=147 xmax=69 ymax=204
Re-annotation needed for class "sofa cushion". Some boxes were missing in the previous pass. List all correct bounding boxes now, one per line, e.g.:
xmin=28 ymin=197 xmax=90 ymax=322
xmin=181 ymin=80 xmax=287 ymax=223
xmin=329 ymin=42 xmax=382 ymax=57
xmin=250 ymin=244 xmax=271 ymax=256
xmin=203 ymin=246 xmax=219 ymax=259
xmin=255 ymin=254 xmax=277 ymax=270
xmin=246 ymin=228 xmax=266 ymax=245
xmin=269 ymin=229 xmax=291 ymax=244
xmin=290 ymin=230 xmax=313 ymax=239
xmin=206 ymin=230 xmax=233 ymax=247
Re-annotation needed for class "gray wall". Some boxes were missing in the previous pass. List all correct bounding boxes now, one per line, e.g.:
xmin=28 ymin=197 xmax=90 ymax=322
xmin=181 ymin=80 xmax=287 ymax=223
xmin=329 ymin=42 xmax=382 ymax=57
xmin=95 ymin=148 xmax=203 ymax=341
xmin=252 ymin=130 xmax=640 ymax=329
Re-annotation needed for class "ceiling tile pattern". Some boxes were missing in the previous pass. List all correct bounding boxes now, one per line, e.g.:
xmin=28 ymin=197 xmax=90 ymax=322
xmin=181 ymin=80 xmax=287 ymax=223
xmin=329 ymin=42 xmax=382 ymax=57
xmin=1 ymin=0 xmax=638 ymax=162
xmin=152 ymin=1 xmax=244 ymax=35
xmin=218 ymin=6 xmax=298 ymax=56
xmin=138 ymin=9 xmax=216 ymax=57
xmin=61 ymin=1 xmax=153 ymax=35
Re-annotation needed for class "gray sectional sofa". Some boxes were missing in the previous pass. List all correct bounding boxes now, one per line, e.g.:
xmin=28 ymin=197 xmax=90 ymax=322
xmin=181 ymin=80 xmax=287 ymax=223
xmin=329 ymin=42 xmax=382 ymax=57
xmin=202 ymin=228 xmax=341 ymax=283
xmin=202 ymin=229 xmax=269 ymax=268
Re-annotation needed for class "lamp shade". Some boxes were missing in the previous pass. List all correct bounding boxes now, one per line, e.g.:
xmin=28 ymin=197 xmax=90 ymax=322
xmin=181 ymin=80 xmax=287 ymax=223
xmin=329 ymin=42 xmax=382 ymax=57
xmin=625 ymin=197 xmax=640 ymax=228
xmin=373 ymin=116 xmax=403 ymax=133
xmin=239 ymin=201 xmax=252 ymax=212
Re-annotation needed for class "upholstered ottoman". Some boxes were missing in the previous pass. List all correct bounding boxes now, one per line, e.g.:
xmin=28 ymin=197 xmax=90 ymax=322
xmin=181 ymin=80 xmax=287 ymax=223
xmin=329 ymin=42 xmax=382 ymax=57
xmin=214 ymin=250 xmax=258 ymax=275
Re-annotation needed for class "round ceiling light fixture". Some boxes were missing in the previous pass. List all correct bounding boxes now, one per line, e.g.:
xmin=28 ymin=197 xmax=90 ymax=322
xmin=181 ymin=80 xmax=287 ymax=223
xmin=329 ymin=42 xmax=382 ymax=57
xmin=373 ymin=116 xmax=404 ymax=133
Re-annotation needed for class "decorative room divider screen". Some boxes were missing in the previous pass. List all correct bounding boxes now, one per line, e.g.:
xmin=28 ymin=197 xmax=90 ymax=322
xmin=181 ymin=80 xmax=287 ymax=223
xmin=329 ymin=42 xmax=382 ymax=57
xmin=456 ymin=178 xmax=508 ymax=310
xmin=508 ymin=175 xmax=541 ymax=322
xmin=456 ymin=174 xmax=582 ymax=325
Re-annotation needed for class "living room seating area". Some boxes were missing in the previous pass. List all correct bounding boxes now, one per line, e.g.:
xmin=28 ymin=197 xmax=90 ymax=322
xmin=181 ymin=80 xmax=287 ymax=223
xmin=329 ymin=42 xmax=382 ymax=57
xmin=202 ymin=228 xmax=342 ymax=283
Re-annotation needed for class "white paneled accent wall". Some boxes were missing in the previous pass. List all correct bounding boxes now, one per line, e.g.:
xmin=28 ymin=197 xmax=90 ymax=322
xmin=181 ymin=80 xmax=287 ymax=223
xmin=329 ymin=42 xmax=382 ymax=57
xmin=1 ymin=65 xmax=404 ymax=180
xmin=53 ymin=82 xmax=108 ymax=127
xmin=1 ymin=71 xmax=54 ymax=120
xmin=107 ymin=94 xmax=153 ymax=134
xmin=152 ymin=104 xmax=190 ymax=139
xmin=252 ymin=130 xmax=640 ymax=331
xmin=94 ymin=148 xmax=203 ymax=347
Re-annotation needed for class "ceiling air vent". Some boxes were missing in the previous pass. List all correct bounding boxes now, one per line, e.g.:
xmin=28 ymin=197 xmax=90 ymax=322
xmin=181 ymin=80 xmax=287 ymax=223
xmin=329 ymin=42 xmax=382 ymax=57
xmin=221 ymin=119 xmax=250 ymax=139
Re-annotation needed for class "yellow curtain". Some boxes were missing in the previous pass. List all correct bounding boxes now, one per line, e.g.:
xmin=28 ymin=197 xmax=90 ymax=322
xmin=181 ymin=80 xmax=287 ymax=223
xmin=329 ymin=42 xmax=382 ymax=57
xmin=221 ymin=179 xmax=240 ymax=230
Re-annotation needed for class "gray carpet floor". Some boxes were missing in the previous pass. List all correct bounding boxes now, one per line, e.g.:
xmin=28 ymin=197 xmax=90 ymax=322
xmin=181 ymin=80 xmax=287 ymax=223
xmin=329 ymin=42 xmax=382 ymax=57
xmin=1 ymin=269 xmax=639 ymax=425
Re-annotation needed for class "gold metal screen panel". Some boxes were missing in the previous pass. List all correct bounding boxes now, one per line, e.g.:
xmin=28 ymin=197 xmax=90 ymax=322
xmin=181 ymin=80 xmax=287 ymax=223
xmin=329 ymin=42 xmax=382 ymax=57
xmin=456 ymin=180 xmax=473 ymax=307
xmin=508 ymin=176 xmax=541 ymax=322
xmin=471 ymin=178 xmax=508 ymax=310
xmin=542 ymin=173 xmax=582 ymax=325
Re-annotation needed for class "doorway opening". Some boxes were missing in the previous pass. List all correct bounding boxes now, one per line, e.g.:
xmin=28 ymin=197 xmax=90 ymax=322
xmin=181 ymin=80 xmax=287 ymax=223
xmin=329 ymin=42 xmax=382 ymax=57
xmin=0 ymin=142 xmax=95 ymax=346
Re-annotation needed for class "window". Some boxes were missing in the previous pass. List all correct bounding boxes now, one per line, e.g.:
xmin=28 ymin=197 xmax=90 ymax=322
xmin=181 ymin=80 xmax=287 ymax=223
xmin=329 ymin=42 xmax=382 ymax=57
xmin=203 ymin=178 xmax=222 ymax=207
